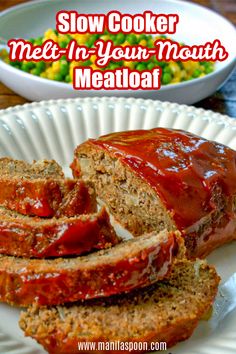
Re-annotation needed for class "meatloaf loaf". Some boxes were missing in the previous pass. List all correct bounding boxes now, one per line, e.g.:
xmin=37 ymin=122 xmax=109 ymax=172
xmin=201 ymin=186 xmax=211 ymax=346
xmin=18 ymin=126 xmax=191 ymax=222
xmin=0 ymin=158 xmax=96 ymax=217
xmin=0 ymin=230 xmax=181 ymax=306
xmin=72 ymin=128 xmax=236 ymax=259
xmin=0 ymin=206 xmax=118 ymax=258
xmin=19 ymin=259 xmax=220 ymax=354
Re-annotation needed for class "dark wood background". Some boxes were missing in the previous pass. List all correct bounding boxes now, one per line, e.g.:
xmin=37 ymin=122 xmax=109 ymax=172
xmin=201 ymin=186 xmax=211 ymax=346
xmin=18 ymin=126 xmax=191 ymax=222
xmin=0 ymin=0 xmax=235 ymax=116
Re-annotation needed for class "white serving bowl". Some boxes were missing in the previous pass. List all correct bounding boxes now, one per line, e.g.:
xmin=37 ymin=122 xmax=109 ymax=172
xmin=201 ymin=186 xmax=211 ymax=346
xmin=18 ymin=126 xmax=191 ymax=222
xmin=0 ymin=0 xmax=236 ymax=104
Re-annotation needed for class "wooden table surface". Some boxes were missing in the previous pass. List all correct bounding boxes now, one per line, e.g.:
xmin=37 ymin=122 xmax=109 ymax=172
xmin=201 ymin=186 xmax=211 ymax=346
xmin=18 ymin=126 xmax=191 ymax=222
xmin=0 ymin=0 xmax=235 ymax=116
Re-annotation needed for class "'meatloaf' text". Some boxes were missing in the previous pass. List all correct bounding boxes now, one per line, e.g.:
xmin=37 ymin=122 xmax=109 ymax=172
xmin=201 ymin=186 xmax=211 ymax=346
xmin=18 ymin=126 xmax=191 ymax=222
xmin=73 ymin=68 xmax=161 ymax=90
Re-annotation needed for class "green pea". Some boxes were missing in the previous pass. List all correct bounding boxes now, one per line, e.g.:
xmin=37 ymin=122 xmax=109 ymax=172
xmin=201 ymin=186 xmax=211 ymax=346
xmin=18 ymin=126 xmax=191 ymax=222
xmin=116 ymin=60 xmax=123 ymax=67
xmin=82 ymin=60 xmax=92 ymax=66
xmin=177 ymin=61 xmax=183 ymax=69
xmin=85 ymin=40 xmax=92 ymax=48
xmin=59 ymin=40 xmax=69 ymax=48
xmin=200 ymin=61 xmax=210 ymax=67
xmin=109 ymin=34 xmax=116 ymax=41
xmin=153 ymin=58 xmax=166 ymax=68
xmin=192 ymin=69 xmax=201 ymax=78
xmin=36 ymin=61 xmax=46 ymax=72
xmin=54 ymin=73 xmax=63 ymax=81
xmin=65 ymin=74 xmax=71 ymax=83
xmin=161 ymin=72 xmax=172 ymax=85
xmin=10 ymin=62 xmax=20 ymax=69
xmin=147 ymin=62 xmax=155 ymax=70
xmin=139 ymin=34 xmax=147 ymax=41
xmin=159 ymin=62 xmax=167 ymax=68
xmin=31 ymin=68 xmax=41 ymax=76
xmin=163 ymin=66 xmax=172 ymax=74
xmin=21 ymin=62 xmax=35 ymax=72
xmin=60 ymin=61 xmax=69 ymax=76
xmin=34 ymin=37 xmax=43 ymax=46
xmin=136 ymin=63 xmax=147 ymax=71
xmin=126 ymin=34 xmax=138 ymax=45
xmin=205 ymin=66 xmax=214 ymax=74
xmin=10 ymin=61 xmax=20 ymax=67
xmin=28 ymin=38 xmax=35 ymax=44
xmin=116 ymin=33 xmax=125 ymax=44
xmin=113 ymin=40 xmax=120 ymax=46
xmin=86 ymin=34 xmax=99 ymax=47
xmin=109 ymin=63 xmax=120 ymax=70
xmin=20 ymin=63 xmax=28 ymax=72
xmin=147 ymin=39 xmax=154 ymax=48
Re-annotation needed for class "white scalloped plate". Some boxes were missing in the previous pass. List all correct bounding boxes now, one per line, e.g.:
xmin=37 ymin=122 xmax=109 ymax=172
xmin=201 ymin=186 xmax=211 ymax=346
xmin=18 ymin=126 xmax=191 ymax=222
xmin=0 ymin=97 xmax=236 ymax=354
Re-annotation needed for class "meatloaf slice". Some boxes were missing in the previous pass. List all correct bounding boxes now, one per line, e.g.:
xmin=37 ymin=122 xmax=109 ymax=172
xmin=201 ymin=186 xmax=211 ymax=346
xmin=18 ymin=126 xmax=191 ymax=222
xmin=0 ymin=230 xmax=182 ymax=306
xmin=71 ymin=128 xmax=236 ymax=259
xmin=0 ymin=206 xmax=118 ymax=258
xmin=0 ymin=157 xmax=64 ymax=178
xmin=0 ymin=158 xmax=96 ymax=217
xmin=19 ymin=259 xmax=220 ymax=354
xmin=54 ymin=179 xmax=97 ymax=217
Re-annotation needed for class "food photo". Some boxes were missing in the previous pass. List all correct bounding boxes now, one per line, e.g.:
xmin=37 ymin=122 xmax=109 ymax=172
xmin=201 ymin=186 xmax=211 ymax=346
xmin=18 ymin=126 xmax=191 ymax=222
xmin=0 ymin=1 xmax=236 ymax=354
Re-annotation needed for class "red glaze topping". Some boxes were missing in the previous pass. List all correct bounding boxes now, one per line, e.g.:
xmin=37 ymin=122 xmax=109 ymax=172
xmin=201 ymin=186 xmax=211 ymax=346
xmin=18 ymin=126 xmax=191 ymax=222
xmin=0 ymin=179 xmax=96 ymax=218
xmin=185 ymin=205 xmax=236 ymax=259
xmin=56 ymin=180 xmax=97 ymax=217
xmin=90 ymin=128 xmax=236 ymax=229
xmin=0 ymin=179 xmax=63 ymax=217
xmin=0 ymin=232 xmax=177 ymax=306
xmin=0 ymin=208 xmax=117 ymax=258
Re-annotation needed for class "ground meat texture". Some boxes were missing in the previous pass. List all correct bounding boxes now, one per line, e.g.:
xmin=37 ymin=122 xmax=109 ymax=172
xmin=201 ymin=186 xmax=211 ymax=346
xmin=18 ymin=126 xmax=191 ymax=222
xmin=71 ymin=128 xmax=236 ymax=259
xmin=19 ymin=259 xmax=220 ymax=354
xmin=0 ymin=207 xmax=118 ymax=258
xmin=0 ymin=158 xmax=97 ymax=217
xmin=0 ymin=230 xmax=181 ymax=306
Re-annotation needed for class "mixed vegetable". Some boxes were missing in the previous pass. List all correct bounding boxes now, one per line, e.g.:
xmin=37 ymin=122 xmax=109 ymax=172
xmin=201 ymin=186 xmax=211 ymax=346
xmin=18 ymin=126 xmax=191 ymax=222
xmin=0 ymin=29 xmax=214 ymax=85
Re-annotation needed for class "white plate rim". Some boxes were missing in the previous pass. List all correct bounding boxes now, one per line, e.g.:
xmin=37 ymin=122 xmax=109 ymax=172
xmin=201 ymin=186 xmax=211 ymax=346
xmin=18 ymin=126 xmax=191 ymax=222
xmin=0 ymin=96 xmax=235 ymax=123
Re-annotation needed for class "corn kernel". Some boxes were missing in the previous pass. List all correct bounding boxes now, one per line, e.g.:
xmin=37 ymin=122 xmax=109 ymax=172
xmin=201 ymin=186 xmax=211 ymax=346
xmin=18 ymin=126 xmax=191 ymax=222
xmin=121 ymin=41 xmax=130 ymax=47
xmin=91 ymin=64 xmax=99 ymax=70
xmin=123 ymin=61 xmax=135 ymax=70
xmin=44 ymin=29 xmax=53 ymax=38
xmin=139 ymin=39 xmax=147 ymax=46
xmin=58 ymin=34 xmax=69 ymax=42
xmin=171 ymin=77 xmax=181 ymax=83
xmin=100 ymin=35 xmax=110 ymax=41
xmin=90 ymin=55 xmax=97 ymax=64
xmin=69 ymin=61 xmax=81 ymax=79
xmin=43 ymin=29 xmax=58 ymax=42
xmin=72 ymin=34 xmax=90 ymax=45
xmin=180 ymin=70 xmax=187 ymax=80
xmin=47 ymin=72 xmax=54 ymax=80
xmin=40 ymin=72 xmax=47 ymax=78
xmin=169 ymin=62 xmax=181 ymax=76
xmin=182 ymin=61 xmax=199 ymax=74
xmin=51 ymin=61 xmax=60 ymax=73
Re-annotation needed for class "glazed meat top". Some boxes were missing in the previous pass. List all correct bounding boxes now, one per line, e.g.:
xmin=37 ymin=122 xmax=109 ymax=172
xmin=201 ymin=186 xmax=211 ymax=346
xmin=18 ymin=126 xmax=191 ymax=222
xmin=89 ymin=128 xmax=236 ymax=229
